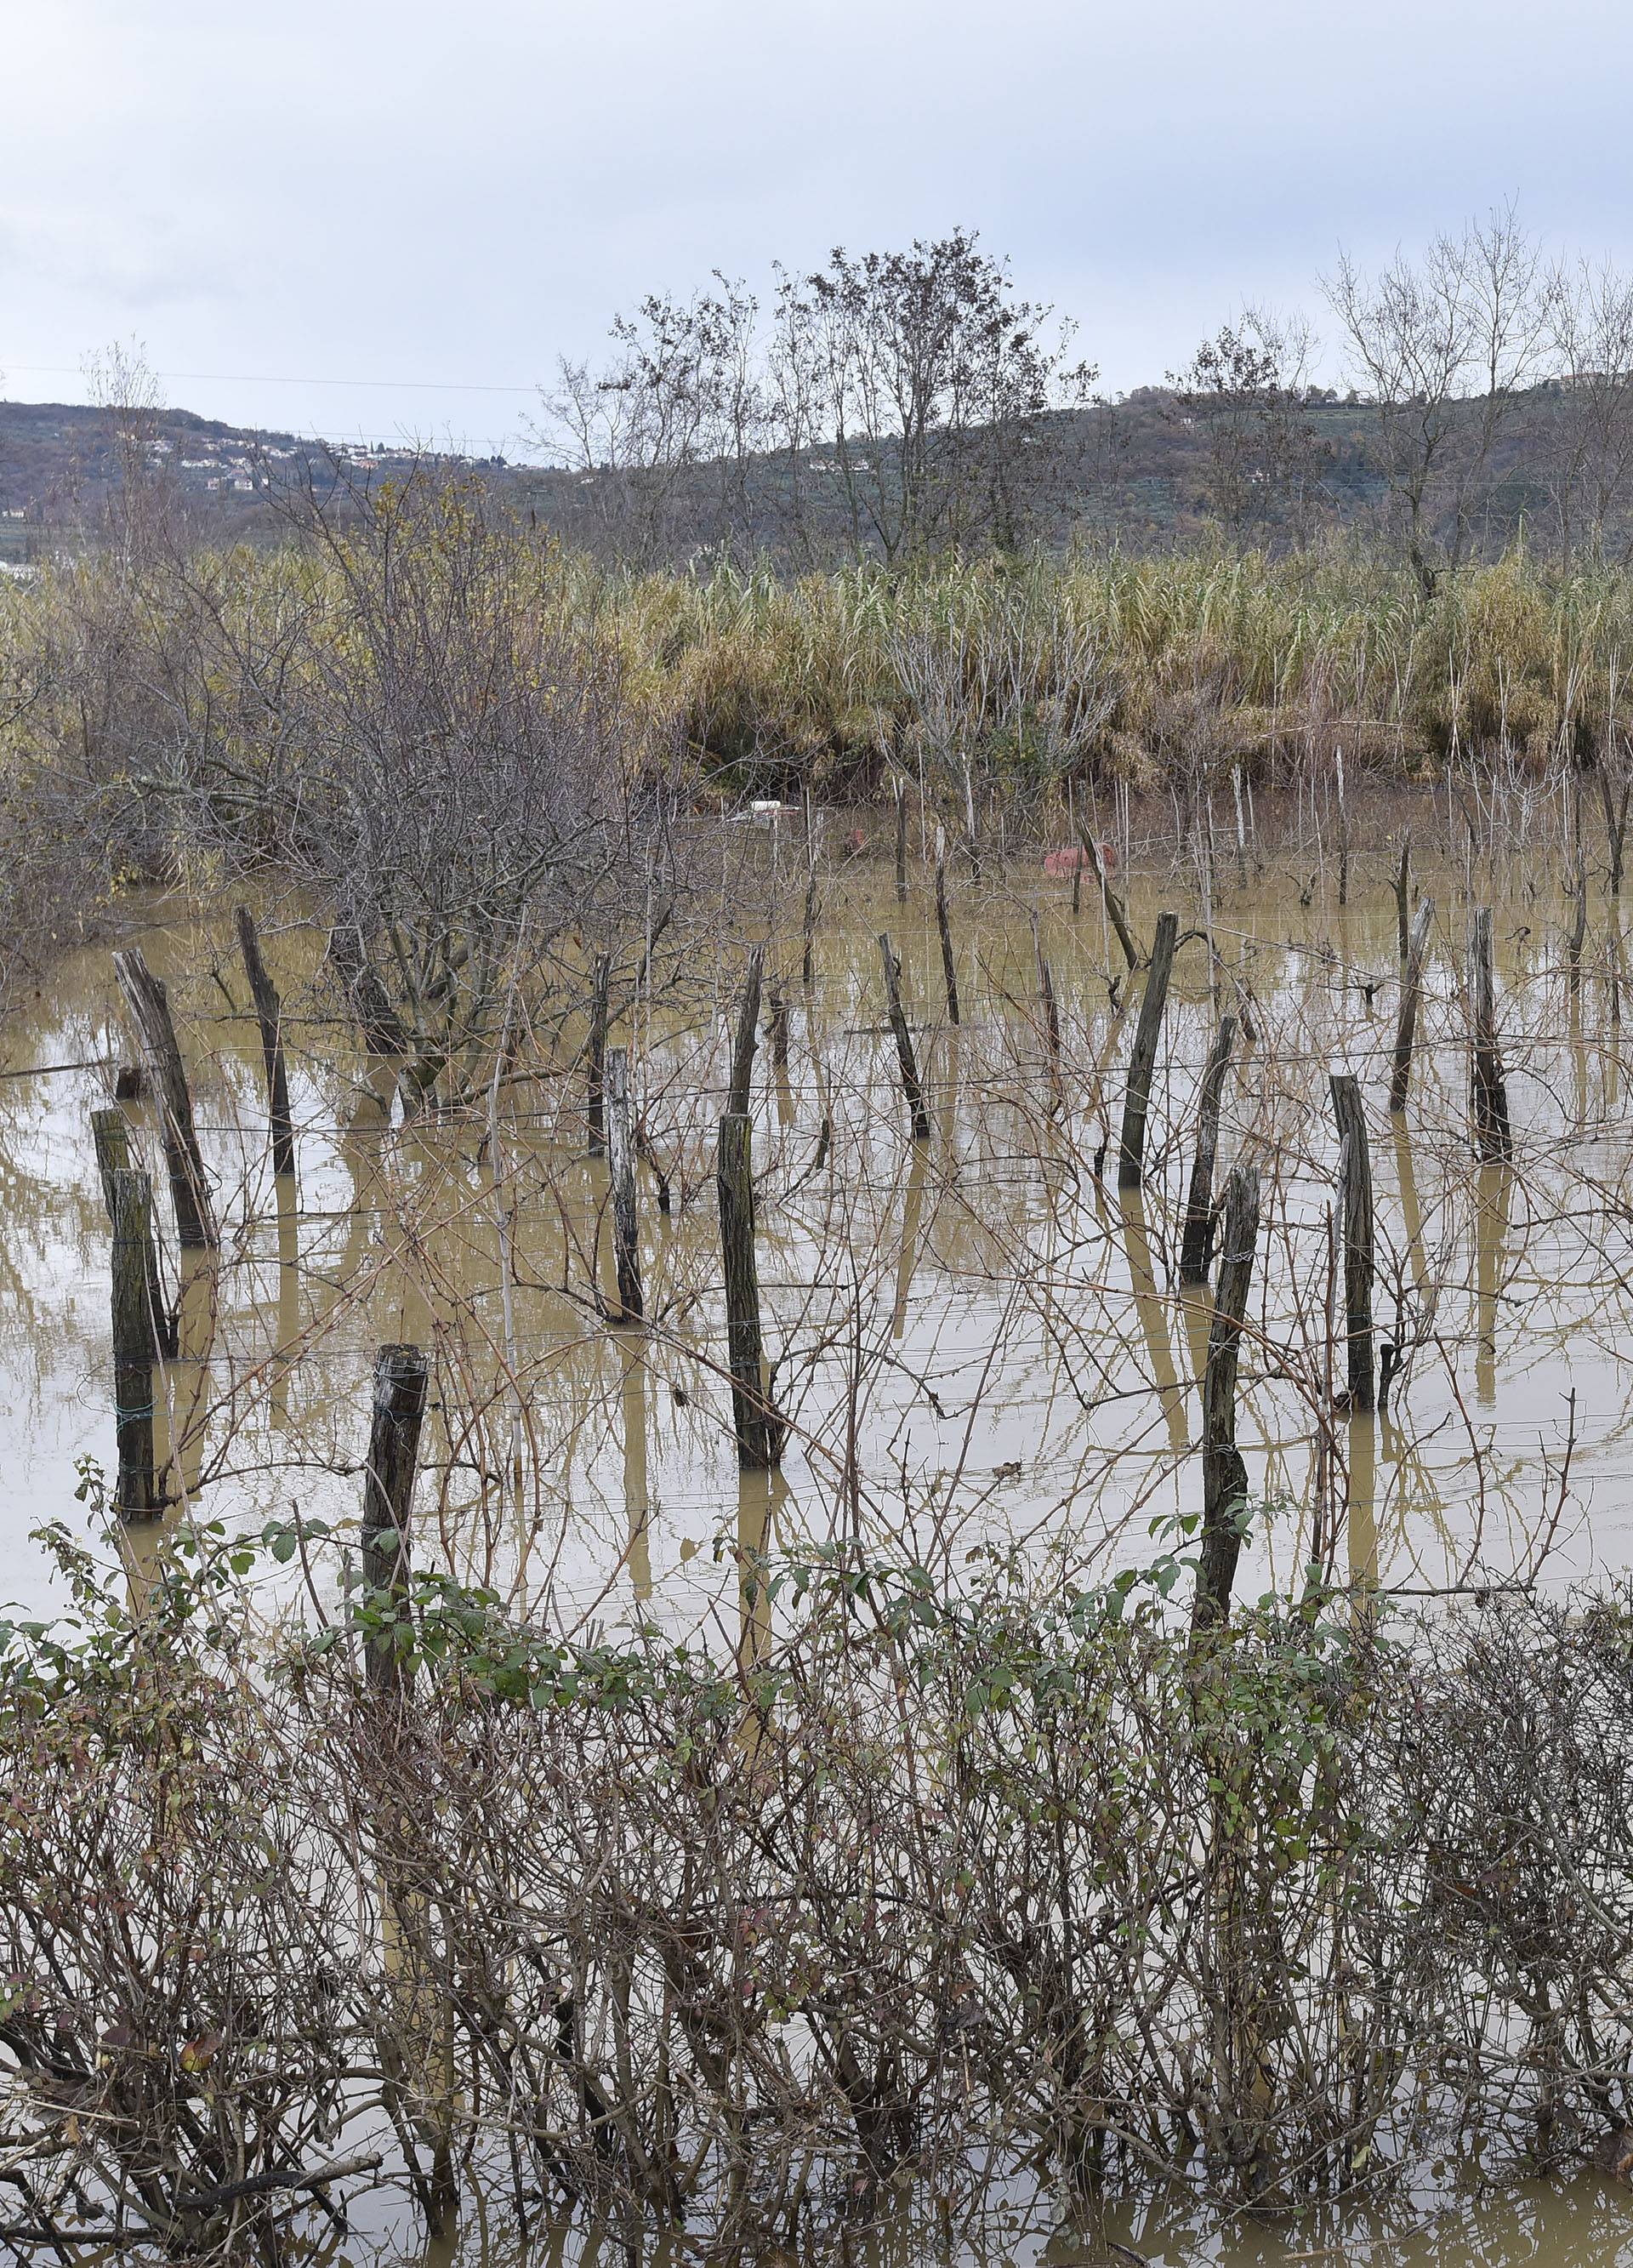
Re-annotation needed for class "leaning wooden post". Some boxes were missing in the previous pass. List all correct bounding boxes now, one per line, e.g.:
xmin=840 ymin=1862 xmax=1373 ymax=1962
xmin=1033 ymin=914 xmax=1061 ymax=1079
xmin=878 ymin=933 xmax=931 ymax=1141
xmin=111 ymin=1167 xmax=161 ymax=1518
xmin=1467 ymin=908 xmax=1513 ymax=1161
xmin=1118 ymin=909 xmax=1180 ymax=1190
xmin=1388 ymin=896 xmax=1435 ymax=1115
xmin=1192 ymin=1161 xmax=1260 ymax=1635
xmin=234 ymin=905 xmax=296 ymax=1178
xmin=605 ymin=1048 xmax=643 ymax=1325
xmin=1079 ymin=827 xmax=1141 ymax=974
xmin=361 ymin=1343 xmax=429 ymax=1695
xmin=586 ymin=951 xmax=611 ymax=1157
xmin=717 ymin=1113 xmax=784 ymax=1468
xmin=1329 ymin=1074 xmax=1375 ymax=1413
xmin=1178 ymin=1014 xmax=1236 ymax=1285
xmin=113 ymin=949 xmax=219 ymax=1250
xmin=727 ymin=943 xmax=765 ymax=1116
xmin=934 ymin=825 xmax=961 ymax=1025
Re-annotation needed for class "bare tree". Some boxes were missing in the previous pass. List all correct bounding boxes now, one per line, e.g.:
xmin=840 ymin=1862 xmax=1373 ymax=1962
xmin=1168 ymin=307 xmax=1327 ymax=546
xmin=1323 ymin=204 xmax=1549 ymax=593
xmin=771 ymin=231 xmax=1096 ymax=563
xmin=540 ymin=280 xmax=765 ymax=564
xmin=1543 ymin=255 xmax=1633 ymax=565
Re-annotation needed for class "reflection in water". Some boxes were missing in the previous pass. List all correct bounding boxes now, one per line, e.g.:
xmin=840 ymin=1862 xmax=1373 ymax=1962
xmin=1474 ymin=1163 xmax=1513 ymax=1407
xmin=890 ymin=1139 xmax=928 ymax=1341
xmin=1118 ymin=1189 xmax=1187 ymax=1454
xmin=270 ymin=1169 xmax=299 ymax=1432
xmin=619 ymin=1332 xmax=651 ymax=1603
xmin=1346 ymin=1409 xmax=1379 ymax=1611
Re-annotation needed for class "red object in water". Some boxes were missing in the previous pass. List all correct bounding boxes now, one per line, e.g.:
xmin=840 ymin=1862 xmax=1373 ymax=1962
xmin=1042 ymin=841 xmax=1116 ymax=877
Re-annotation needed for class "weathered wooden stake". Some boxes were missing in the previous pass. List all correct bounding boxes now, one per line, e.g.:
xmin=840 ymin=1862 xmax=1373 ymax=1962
xmin=1079 ymin=827 xmax=1141 ymax=973
xmin=1568 ymin=852 xmax=1588 ymax=1000
xmin=361 ymin=1342 xmax=430 ymax=1695
xmin=1192 ymin=1161 xmax=1260 ymax=1634
xmin=1329 ymin=1074 xmax=1375 ymax=1413
xmin=1467 ymin=908 xmax=1513 ymax=1161
xmin=111 ymin=1166 xmax=160 ymax=1517
xmin=234 ymin=905 xmax=296 ymax=1177
xmin=1033 ymin=914 xmax=1061 ymax=1079
xmin=717 ymin=1113 xmax=784 ymax=1467
xmin=94 ymin=1106 xmax=175 ymax=1357
xmin=727 ymin=943 xmax=765 ymax=1116
xmin=1117 ymin=910 xmax=1179 ymax=1190
xmin=586 ymin=951 xmax=611 ymax=1157
xmin=894 ymin=778 xmax=908 ymax=903
xmin=1392 ymin=833 xmax=1412 ymax=965
xmin=92 ymin=1104 xmax=130 ymax=1214
xmin=878 ymin=933 xmax=931 ymax=1141
xmin=934 ymin=825 xmax=960 ymax=1025
xmin=767 ymin=986 xmax=790 ymax=1071
xmin=1388 ymin=896 xmax=1435 ymax=1115
xmin=605 ymin=1047 xmax=643 ymax=1324
xmin=113 ymin=948 xmax=219 ymax=1250
xmin=801 ymin=789 xmax=821 ymax=991
xmin=1178 ymin=1014 xmax=1236 ymax=1285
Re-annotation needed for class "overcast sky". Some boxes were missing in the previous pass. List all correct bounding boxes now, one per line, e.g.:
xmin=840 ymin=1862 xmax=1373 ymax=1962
xmin=6 ymin=0 xmax=1633 ymax=455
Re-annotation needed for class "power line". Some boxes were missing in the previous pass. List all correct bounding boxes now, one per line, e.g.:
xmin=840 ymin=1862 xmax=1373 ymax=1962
xmin=3 ymin=361 xmax=540 ymax=397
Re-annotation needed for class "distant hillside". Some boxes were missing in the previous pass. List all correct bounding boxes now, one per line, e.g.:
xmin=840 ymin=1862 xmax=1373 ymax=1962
xmin=0 ymin=381 xmax=1593 ymax=565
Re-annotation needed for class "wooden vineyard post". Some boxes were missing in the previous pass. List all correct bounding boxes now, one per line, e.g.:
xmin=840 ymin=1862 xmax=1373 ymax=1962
xmin=1388 ymin=897 xmax=1434 ymax=1115
xmin=768 ymin=985 xmax=790 ymax=1072
xmin=111 ymin=1167 xmax=161 ymax=1517
xmin=605 ymin=1047 xmax=643 ymax=1324
xmin=1178 ymin=1014 xmax=1237 ymax=1285
xmin=801 ymin=788 xmax=821 ymax=991
xmin=727 ymin=943 xmax=765 ymax=1115
xmin=91 ymin=1103 xmax=130 ymax=1214
xmin=1118 ymin=910 xmax=1179 ymax=1191
xmin=1192 ymin=1161 xmax=1260 ymax=1635
xmin=1079 ymin=827 xmax=1141 ymax=974
xmin=94 ymin=1107 xmax=175 ymax=1357
xmin=878 ymin=933 xmax=931 ymax=1141
xmin=1329 ymin=1074 xmax=1375 ymax=1413
xmin=113 ymin=948 xmax=219 ymax=1250
xmin=1033 ymin=914 xmax=1061 ymax=1082
xmin=1392 ymin=833 xmax=1412 ymax=966
xmin=234 ymin=905 xmax=296 ymax=1178
xmin=935 ymin=827 xmax=961 ymax=1025
xmin=586 ymin=951 xmax=611 ymax=1157
xmin=1467 ymin=908 xmax=1513 ymax=1161
xmin=361 ymin=1343 xmax=430 ymax=1696
xmin=717 ymin=1113 xmax=784 ymax=1468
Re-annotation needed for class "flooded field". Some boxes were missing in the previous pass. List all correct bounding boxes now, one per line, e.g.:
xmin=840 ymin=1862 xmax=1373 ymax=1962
xmin=11 ymin=805 xmax=1633 ymax=2266
xmin=4 ymin=823 xmax=1632 ymax=1627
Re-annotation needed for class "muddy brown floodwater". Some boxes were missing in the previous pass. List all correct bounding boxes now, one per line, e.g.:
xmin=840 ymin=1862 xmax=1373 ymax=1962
xmin=9 ymin=830 xmax=1633 ymax=2260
